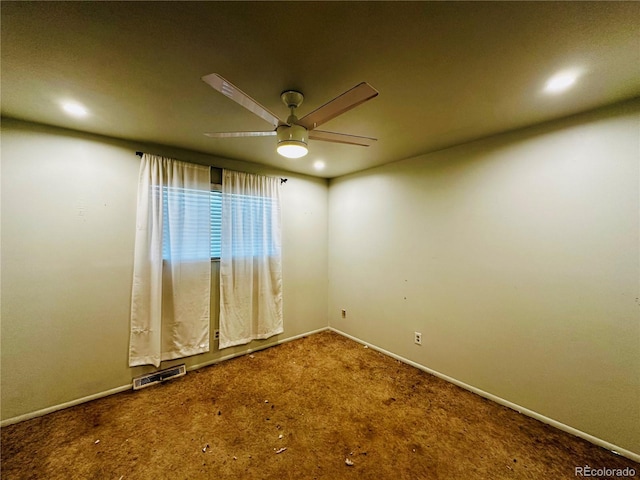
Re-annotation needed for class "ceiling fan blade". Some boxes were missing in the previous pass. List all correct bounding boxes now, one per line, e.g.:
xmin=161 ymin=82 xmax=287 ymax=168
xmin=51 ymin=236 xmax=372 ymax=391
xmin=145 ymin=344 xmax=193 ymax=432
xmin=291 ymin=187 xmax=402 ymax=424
xmin=309 ymin=130 xmax=377 ymax=146
xmin=204 ymin=131 xmax=276 ymax=138
xmin=298 ymin=82 xmax=379 ymax=130
xmin=202 ymin=73 xmax=281 ymax=128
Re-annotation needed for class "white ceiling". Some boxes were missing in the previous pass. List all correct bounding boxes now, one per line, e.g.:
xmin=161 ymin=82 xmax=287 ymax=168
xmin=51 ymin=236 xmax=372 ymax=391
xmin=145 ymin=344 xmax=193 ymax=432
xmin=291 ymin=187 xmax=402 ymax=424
xmin=2 ymin=1 xmax=639 ymax=178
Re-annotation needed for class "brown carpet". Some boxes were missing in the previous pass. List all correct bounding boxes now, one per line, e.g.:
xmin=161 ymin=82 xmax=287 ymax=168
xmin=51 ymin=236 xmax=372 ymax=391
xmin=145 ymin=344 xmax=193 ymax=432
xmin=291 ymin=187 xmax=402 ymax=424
xmin=1 ymin=330 xmax=638 ymax=479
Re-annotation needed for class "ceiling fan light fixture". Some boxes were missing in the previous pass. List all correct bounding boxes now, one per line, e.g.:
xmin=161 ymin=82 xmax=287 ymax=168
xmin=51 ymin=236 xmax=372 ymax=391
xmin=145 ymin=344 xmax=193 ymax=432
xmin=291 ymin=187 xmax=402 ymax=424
xmin=277 ymin=124 xmax=308 ymax=158
xmin=278 ymin=143 xmax=308 ymax=159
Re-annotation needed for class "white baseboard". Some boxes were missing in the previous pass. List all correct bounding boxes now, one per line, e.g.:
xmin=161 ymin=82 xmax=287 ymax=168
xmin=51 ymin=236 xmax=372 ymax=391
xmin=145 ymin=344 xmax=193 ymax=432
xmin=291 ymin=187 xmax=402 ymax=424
xmin=0 ymin=326 xmax=330 ymax=428
xmin=329 ymin=327 xmax=640 ymax=464
xmin=0 ymin=385 xmax=133 ymax=428
xmin=186 ymin=326 xmax=329 ymax=372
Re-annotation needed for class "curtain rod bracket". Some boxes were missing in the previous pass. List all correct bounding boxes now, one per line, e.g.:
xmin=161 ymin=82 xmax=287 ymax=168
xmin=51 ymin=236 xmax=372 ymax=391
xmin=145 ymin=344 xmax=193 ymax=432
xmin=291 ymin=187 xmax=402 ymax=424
xmin=135 ymin=151 xmax=143 ymax=158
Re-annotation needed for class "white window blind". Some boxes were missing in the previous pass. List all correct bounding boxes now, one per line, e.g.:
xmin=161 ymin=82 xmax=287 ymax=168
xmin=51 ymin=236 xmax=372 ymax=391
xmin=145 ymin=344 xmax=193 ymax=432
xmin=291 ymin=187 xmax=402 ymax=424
xmin=210 ymin=187 xmax=222 ymax=258
xmin=161 ymin=185 xmax=222 ymax=260
xmin=159 ymin=184 xmax=278 ymax=261
xmin=224 ymin=192 xmax=280 ymax=258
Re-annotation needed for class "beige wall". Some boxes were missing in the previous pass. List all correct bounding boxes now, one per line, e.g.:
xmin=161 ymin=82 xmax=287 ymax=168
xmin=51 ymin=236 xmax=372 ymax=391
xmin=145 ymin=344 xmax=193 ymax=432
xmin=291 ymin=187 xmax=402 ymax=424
xmin=328 ymin=99 xmax=640 ymax=454
xmin=1 ymin=119 xmax=328 ymax=421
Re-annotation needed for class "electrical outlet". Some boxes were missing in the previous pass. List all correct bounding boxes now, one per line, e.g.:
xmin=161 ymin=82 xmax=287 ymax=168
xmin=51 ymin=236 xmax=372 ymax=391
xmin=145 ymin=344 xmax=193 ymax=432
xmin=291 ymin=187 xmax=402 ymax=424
xmin=341 ymin=309 xmax=347 ymax=318
xmin=414 ymin=332 xmax=422 ymax=345
xmin=214 ymin=329 xmax=220 ymax=340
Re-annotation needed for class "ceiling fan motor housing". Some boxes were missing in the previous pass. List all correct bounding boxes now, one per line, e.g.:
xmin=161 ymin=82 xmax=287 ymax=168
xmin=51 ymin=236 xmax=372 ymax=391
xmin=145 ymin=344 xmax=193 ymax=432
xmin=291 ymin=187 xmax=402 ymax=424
xmin=277 ymin=124 xmax=308 ymax=144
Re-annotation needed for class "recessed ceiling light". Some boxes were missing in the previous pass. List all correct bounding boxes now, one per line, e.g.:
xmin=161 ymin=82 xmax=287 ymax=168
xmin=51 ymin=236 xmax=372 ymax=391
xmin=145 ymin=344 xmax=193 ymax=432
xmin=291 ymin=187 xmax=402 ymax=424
xmin=313 ymin=160 xmax=325 ymax=171
xmin=544 ymin=70 xmax=581 ymax=94
xmin=61 ymin=101 xmax=89 ymax=118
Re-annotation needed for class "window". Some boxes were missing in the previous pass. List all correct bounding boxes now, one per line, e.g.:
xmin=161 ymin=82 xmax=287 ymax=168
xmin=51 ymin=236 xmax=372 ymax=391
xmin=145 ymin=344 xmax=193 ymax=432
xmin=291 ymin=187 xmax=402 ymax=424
xmin=160 ymin=183 xmax=279 ymax=260
xmin=210 ymin=185 xmax=222 ymax=258
xmin=223 ymin=191 xmax=280 ymax=258
xmin=161 ymin=184 xmax=222 ymax=260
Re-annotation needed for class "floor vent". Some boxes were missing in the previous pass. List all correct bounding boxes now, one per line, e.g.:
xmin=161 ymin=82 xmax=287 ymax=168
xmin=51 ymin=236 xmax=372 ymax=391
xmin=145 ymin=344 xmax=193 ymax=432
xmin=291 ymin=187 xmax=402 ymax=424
xmin=133 ymin=364 xmax=186 ymax=390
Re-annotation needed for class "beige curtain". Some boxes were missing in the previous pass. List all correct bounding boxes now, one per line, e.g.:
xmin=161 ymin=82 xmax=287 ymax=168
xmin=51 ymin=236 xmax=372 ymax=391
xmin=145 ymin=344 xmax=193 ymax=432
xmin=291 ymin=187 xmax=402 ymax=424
xmin=219 ymin=169 xmax=283 ymax=349
xmin=129 ymin=154 xmax=211 ymax=367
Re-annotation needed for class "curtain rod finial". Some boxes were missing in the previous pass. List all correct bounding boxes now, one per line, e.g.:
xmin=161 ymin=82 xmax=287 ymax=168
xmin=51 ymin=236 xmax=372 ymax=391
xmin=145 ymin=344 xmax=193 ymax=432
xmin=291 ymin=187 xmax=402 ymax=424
xmin=280 ymin=178 xmax=287 ymax=184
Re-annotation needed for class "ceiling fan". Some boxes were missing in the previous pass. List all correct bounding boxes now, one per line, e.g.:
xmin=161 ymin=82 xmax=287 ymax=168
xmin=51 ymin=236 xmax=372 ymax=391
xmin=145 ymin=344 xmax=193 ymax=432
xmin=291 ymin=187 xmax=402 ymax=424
xmin=201 ymin=73 xmax=379 ymax=159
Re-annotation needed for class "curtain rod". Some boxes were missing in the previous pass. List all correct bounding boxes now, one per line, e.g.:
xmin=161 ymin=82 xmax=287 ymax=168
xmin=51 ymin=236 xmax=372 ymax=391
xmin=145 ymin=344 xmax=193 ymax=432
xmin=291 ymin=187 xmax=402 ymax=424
xmin=135 ymin=152 xmax=288 ymax=184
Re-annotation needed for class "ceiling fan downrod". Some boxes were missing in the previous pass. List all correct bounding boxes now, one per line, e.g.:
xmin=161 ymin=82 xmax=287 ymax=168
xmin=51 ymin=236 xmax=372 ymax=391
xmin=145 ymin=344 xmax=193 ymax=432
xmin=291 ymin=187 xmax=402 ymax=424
xmin=281 ymin=90 xmax=304 ymax=125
